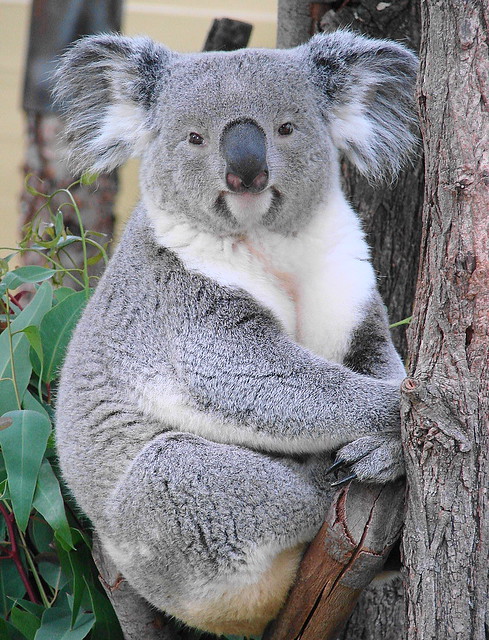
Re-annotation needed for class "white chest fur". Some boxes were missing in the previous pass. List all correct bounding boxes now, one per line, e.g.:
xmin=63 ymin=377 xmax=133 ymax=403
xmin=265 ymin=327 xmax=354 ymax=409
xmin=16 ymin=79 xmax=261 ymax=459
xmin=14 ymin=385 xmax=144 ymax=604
xmin=147 ymin=191 xmax=375 ymax=363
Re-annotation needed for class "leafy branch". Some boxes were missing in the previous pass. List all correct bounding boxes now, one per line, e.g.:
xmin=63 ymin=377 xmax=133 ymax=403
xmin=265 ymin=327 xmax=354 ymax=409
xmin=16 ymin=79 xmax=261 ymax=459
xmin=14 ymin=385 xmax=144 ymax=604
xmin=0 ymin=179 xmax=122 ymax=640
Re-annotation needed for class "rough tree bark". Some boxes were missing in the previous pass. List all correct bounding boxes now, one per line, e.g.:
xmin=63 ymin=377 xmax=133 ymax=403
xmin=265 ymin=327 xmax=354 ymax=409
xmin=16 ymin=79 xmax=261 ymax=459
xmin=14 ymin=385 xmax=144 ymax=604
xmin=401 ymin=2 xmax=489 ymax=639
xmin=275 ymin=2 xmax=424 ymax=638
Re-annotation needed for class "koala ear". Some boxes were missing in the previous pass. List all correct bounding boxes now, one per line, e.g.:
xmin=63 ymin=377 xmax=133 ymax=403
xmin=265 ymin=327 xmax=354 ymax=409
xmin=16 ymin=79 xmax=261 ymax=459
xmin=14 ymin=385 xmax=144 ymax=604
xmin=53 ymin=34 xmax=173 ymax=174
xmin=303 ymin=30 xmax=418 ymax=181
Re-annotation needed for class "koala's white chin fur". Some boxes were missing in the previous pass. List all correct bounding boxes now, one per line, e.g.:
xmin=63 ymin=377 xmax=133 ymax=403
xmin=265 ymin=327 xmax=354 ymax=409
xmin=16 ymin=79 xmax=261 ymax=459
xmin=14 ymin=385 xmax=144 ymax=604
xmin=223 ymin=189 xmax=273 ymax=228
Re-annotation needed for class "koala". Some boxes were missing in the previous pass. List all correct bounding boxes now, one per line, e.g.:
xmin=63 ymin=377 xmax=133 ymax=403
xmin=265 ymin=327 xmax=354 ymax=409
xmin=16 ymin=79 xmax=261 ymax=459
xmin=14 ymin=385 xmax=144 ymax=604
xmin=54 ymin=30 xmax=417 ymax=636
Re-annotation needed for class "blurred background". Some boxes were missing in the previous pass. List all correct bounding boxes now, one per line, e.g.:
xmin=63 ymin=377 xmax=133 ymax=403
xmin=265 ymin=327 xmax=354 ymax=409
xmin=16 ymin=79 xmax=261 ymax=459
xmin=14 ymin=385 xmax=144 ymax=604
xmin=0 ymin=0 xmax=278 ymax=255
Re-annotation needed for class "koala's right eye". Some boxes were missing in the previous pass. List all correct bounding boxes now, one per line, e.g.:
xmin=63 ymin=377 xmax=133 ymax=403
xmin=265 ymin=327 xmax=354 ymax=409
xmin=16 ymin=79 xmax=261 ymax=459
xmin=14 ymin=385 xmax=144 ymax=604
xmin=189 ymin=132 xmax=205 ymax=145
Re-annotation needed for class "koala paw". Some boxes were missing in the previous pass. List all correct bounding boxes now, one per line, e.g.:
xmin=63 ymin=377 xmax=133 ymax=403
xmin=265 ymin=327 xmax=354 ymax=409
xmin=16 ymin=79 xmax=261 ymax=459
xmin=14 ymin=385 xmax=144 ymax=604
xmin=327 ymin=434 xmax=404 ymax=485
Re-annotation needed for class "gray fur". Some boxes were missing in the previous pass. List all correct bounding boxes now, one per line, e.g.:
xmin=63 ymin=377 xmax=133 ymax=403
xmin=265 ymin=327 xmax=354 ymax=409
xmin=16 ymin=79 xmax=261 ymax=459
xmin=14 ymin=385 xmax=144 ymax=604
xmin=55 ymin=31 xmax=416 ymax=633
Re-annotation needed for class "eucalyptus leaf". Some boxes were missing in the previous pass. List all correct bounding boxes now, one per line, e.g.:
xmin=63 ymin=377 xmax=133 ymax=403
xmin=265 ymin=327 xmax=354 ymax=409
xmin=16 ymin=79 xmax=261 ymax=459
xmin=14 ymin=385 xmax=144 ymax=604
xmin=20 ymin=326 xmax=43 ymax=369
xmin=10 ymin=606 xmax=41 ymax=640
xmin=0 ymin=334 xmax=31 ymax=415
xmin=30 ymin=516 xmax=54 ymax=554
xmin=0 ymin=560 xmax=26 ymax=617
xmin=0 ymin=282 xmax=53 ymax=413
xmin=38 ymin=561 xmax=69 ymax=591
xmin=63 ymin=543 xmax=94 ymax=627
xmin=9 ymin=282 xmax=53 ymax=333
xmin=53 ymin=288 xmax=77 ymax=305
xmin=55 ymin=237 xmax=78 ymax=251
xmin=21 ymin=391 xmax=50 ymax=420
xmin=32 ymin=290 xmax=91 ymax=383
xmin=0 ymin=410 xmax=51 ymax=531
xmin=10 ymin=599 xmax=45 ymax=618
xmin=34 ymin=595 xmax=94 ymax=640
xmin=0 ymin=617 xmax=26 ymax=640
xmin=84 ymin=577 xmax=123 ymax=640
xmin=33 ymin=459 xmax=73 ymax=550
xmin=55 ymin=212 xmax=64 ymax=237
xmin=2 ymin=268 xmax=57 ymax=292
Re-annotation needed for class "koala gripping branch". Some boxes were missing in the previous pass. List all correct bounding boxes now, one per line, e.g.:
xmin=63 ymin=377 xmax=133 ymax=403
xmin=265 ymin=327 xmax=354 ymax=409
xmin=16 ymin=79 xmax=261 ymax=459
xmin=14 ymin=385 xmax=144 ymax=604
xmin=263 ymin=480 xmax=405 ymax=640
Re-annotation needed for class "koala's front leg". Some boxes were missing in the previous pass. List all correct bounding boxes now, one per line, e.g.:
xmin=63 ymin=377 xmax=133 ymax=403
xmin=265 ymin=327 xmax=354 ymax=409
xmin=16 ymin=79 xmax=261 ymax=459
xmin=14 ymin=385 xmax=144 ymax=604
xmin=144 ymin=270 xmax=403 ymax=467
xmin=329 ymin=293 xmax=407 ymax=483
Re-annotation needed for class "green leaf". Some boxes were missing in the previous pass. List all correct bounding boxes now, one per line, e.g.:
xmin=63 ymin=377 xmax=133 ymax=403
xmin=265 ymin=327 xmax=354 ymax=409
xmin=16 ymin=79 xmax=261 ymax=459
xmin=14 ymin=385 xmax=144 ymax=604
xmin=63 ymin=544 xmax=93 ymax=627
xmin=80 ymin=172 xmax=99 ymax=186
xmin=0 ymin=559 xmax=26 ymax=617
xmin=84 ymin=578 xmax=123 ymax=640
xmin=10 ymin=282 xmax=53 ymax=332
xmin=30 ymin=516 xmax=54 ymax=554
xmin=10 ymin=606 xmax=41 ymax=640
xmin=20 ymin=326 xmax=43 ymax=368
xmin=11 ymin=599 xmax=45 ymax=619
xmin=38 ymin=561 xmax=69 ymax=591
xmin=0 ymin=333 xmax=31 ymax=415
xmin=0 ymin=282 xmax=53 ymax=413
xmin=21 ymin=391 xmax=50 ymax=420
xmin=34 ymin=595 xmax=95 ymax=640
xmin=55 ymin=212 xmax=64 ymax=237
xmin=55 ymin=237 xmax=78 ymax=251
xmin=33 ymin=459 xmax=73 ymax=550
xmin=53 ymin=288 xmax=76 ymax=305
xmin=32 ymin=290 xmax=90 ymax=383
xmin=0 ymin=617 xmax=26 ymax=640
xmin=2 ymin=267 xmax=57 ymax=292
xmin=0 ymin=410 xmax=51 ymax=531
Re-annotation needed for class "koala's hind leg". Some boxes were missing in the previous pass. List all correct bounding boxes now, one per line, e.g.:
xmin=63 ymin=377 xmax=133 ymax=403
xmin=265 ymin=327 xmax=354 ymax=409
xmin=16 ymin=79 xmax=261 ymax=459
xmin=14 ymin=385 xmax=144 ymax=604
xmin=101 ymin=432 xmax=328 ymax=636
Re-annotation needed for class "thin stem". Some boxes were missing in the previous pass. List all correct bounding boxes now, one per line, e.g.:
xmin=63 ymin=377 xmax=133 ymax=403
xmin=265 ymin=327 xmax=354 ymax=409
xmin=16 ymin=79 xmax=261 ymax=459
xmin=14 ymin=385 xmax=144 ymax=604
xmin=4 ymin=295 xmax=22 ymax=409
xmin=0 ymin=247 xmax=85 ymax=289
xmin=57 ymin=190 xmax=90 ymax=290
xmin=0 ymin=502 xmax=39 ymax=604
xmin=15 ymin=524 xmax=51 ymax=608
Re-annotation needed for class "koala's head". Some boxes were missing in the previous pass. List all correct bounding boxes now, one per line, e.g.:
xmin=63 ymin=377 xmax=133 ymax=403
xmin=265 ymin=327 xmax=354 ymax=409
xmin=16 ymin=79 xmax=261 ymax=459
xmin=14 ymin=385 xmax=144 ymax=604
xmin=54 ymin=31 xmax=417 ymax=235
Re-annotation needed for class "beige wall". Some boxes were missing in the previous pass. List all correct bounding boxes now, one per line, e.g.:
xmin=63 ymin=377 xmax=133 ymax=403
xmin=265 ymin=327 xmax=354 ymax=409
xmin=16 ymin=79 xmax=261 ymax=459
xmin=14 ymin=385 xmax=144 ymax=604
xmin=0 ymin=0 xmax=278 ymax=255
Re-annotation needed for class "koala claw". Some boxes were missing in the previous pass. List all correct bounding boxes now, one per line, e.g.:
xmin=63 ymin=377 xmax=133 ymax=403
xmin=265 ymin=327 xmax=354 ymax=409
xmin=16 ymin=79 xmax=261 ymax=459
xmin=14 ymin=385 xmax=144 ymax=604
xmin=330 ymin=472 xmax=357 ymax=488
xmin=333 ymin=434 xmax=405 ymax=484
xmin=325 ymin=458 xmax=347 ymax=475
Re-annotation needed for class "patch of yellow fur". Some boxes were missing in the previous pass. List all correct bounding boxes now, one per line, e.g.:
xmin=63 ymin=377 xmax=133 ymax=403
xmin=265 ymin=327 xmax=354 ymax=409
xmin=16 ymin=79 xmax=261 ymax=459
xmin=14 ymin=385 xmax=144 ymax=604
xmin=173 ymin=544 xmax=305 ymax=636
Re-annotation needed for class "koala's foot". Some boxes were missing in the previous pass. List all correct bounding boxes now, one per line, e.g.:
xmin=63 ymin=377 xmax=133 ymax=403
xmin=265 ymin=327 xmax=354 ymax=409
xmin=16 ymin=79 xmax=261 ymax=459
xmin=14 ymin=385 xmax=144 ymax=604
xmin=328 ymin=433 xmax=404 ymax=484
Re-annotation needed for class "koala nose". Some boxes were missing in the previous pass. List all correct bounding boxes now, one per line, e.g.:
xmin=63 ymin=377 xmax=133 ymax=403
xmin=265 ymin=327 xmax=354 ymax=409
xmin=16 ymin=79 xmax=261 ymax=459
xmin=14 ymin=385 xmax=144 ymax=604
xmin=221 ymin=121 xmax=269 ymax=193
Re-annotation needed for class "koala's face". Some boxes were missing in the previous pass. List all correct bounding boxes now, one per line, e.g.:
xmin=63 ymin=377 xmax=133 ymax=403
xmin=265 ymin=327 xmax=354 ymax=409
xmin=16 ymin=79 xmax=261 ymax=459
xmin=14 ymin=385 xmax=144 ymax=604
xmin=55 ymin=32 xmax=418 ymax=236
xmin=140 ymin=50 xmax=335 ymax=234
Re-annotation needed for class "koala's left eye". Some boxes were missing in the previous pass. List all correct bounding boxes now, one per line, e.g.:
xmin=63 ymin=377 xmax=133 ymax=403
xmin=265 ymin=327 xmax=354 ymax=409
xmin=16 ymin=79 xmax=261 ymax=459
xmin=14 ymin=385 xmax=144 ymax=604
xmin=278 ymin=123 xmax=294 ymax=136
xmin=189 ymin=132 xmax=205 ymax=145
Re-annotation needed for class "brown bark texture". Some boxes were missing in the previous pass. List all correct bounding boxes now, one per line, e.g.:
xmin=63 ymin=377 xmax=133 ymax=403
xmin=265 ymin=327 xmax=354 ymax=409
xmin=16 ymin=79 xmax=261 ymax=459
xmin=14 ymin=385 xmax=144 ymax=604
xmin=401 ymin=2 xmax=489 ymax=639
xmin=263 ymin=481 xmax=405 ymax=640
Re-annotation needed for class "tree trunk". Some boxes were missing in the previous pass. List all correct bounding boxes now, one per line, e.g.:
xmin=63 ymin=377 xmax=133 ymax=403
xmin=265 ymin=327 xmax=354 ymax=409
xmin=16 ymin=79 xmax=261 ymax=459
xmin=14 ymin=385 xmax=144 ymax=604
xmin=401 ymin=2 xmax=489 ymax=639
xmin=275 ymin=2 xmax=424 ymax=638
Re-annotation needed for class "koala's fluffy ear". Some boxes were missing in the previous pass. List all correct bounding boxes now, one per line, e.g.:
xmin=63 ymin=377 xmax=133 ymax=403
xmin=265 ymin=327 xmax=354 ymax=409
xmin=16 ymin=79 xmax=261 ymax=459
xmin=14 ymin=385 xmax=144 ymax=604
xmin=302 ymin=31 xmax=418 ymax=181
xmin=54 ymin=34 xmax=173 ymax=174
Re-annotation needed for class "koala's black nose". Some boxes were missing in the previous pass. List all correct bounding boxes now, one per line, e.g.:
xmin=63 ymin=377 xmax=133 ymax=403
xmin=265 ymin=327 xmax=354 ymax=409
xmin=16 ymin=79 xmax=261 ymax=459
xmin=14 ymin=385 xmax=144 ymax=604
xmin=221 ymin=121 xmax=269 ymax=193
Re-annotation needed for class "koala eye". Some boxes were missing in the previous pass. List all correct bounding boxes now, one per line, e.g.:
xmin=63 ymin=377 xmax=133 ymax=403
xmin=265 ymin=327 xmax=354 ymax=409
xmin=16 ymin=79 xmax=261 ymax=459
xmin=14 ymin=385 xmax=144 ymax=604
xmin=278 ymin=122 xmax=294 ymax=136
xmin=189 ymin=132 xmax=205 ymax=145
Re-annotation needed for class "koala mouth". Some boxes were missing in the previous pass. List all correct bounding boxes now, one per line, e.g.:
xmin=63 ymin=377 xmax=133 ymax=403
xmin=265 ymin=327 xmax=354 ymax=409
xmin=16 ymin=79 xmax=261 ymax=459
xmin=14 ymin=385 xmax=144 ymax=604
xmin=215 ymin=188 xmax=281 ymax=229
